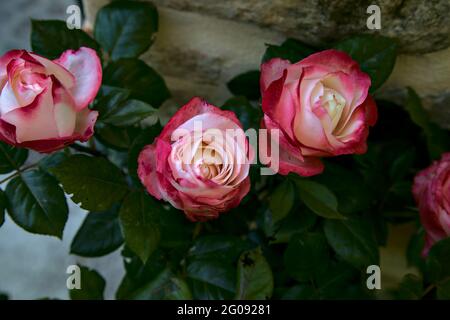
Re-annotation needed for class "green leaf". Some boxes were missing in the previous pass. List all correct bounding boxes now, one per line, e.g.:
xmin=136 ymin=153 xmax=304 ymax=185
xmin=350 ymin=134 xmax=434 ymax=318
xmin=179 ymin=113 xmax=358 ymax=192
xmin=263 ymin=38 xmax=316 ymax=63
xmin=334 ymin=35 xmax=397 ymax=92
xmin=281 ymin=284 xmax=317 ymax=299
xmin=314 ymin=162 xmax=372 ymax=214
xmin=315 ymin=261 xmax=360 ymax=299
xmin=236 ymin=248 xmax=274 ymax=300
xmin=404 ymin=87 xmax=450 ymax=160
xmin=269 ymin=179 xmax=295 ymax=223
xmin=437 ymin=278 xmax=450 ymax=300
xmin=104 ymin=58 xmax=170 ymax=108
xmin=69 ymin=266 xmax=105 ymax=300
xmin=187 ymin=235 xmax=252 ymax=299
xmin=295 ymin=179 xmax=345 ymax=219
xmin=227 ymin=70 xmax=260 ymax=100
xmin=103 ymin=99 xmax=157 ymax=127
xmin=0 ymin=190 xmax=6 ymax=228
xmin=119 ymin=191 xmax=162 ymax=263
xmin=31 ymin=20 xmax=100 ymax=60
xmin=116 ymin=248 xmax=167 ymax=299
xmin=272 ymin=208 xmax=317 ymax=244
xmin=324 ymin=218 xmax=379 ymax=269
xmin=283 ymin=232 xmax=329 ymax=282
xmin=187 ymin=259 xmax=236 ymax=296
xmin=95 ymin=85 xmax=158 ymax=127
xmin=94 ymin=0 xmax=158 ymax=60
xmin=38 ymin=152 xmax=69 ymax=173
xmin=222 ymin=96 xmax=261 ymax=130
xmin=51 ymin=154 xmax=128 ymax=211
xmin=389 ymin=148 xmax=415 ymax=182
xmin=256 ymin=208 xmax=275 ymax=238
xmin=159 ymin=207 xmax=194 ymax=249
xmin=188 ymin=235 xmax=252 ymax=262
xmin=396 ymin=274 xmax=423 ymax=300
xmin=71 ymin=205 xmax=124 ymax=257
xmin=5 ymin=169 xmax=68 ymax=238
xmin=0 ymin=142 xmax=28 ymax=174
xmin=191 ymin=279 xmax=233 ymax=300
xmin=426 ymin=237 xmax=450 ymax=283
xmin=128 ymin=268 xmax=192 ymax=300
xmin=95 ymin=124 xmax=140 ymax=150
xmin=95 ymin=86 xmax=131 ymax=119
xmin=406 ymin=228 xmax=426 ymax=271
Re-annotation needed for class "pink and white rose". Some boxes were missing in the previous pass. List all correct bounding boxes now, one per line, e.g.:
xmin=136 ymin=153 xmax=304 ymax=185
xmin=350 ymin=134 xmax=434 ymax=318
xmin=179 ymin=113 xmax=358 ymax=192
xmin=413 ymin=153 xmax=450 ymax=256
xmin=138 ymin=97 xmax=252 ymax=221
xmin=260 ymin=49 xmax=377 ymax=176
xmin=0 ymin=47 xmax=101 ymax=153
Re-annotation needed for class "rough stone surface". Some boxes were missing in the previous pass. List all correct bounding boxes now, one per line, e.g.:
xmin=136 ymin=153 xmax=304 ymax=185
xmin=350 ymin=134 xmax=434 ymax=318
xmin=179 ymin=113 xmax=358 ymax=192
xmin=380 ymin=48 xmax=450 ymax=128
xmin=84 ymin=2 xmax=450 ymax=127
xmin=150 ymin=0 xmax=450 ymax=54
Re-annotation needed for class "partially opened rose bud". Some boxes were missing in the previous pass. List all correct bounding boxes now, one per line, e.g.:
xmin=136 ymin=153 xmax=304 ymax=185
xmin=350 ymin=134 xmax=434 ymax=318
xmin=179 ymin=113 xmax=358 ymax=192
xmin=138 ymin=97 xmax=252 ymax=221
xmin=260 ymin=49 xmax=377 ymax=176
xmin=0 ymin=47 xmax=101 ymax=153
xmin=413 ymin=153 xmax=450 ymax=256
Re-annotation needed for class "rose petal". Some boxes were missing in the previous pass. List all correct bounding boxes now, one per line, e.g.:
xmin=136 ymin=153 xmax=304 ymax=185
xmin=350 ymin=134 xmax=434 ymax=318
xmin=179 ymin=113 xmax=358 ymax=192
xmin=29 ymin=52 xmax=75 ymax=90
xmin=55 ymin=47 xmax=102 ymax=110
xmin=0 ymin=50 xmax=23 ymax=87
xmin=261 ymin=116 xmax=324 ymax=176
xmin=53 ymin=84 xmax=77 ymax=137
xmin=138 ymin=143 xmax=165 ymax=200
xmin=293 ymin=77 xmax=331 ymax=151
xmin=260 ymin=58 xmax=290 ymax=93
xmin=2 ymin=85 xmax=60 ymax=143
xmin=0 ymin=118 xmax=16 ymax=144
xmin=0 ymin=81 xmax=21 ymax=115
xmin=74 ymin=108 xmax=98 ymax=139
xmin=299 ymin=49 xmax=359 ymax=75
xmin=159 ymin=97 xmax=242 ymax=142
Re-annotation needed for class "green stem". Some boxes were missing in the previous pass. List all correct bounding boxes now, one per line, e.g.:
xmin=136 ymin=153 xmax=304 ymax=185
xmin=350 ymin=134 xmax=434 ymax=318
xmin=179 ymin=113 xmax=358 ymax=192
xmin=19 ymin=163 xmax=38 ymax=172
xmin=192 ymin=223 xmax=203 ymax=240
xmin=69 ymin=143 xmax=104 ymax=157
xmin=422 ymin=284 xmax=436 ymax=298
xmin=0 ymin=171 xmax=20 ymax=185
xmin=0 ymin=163 xmax=38 ymax=185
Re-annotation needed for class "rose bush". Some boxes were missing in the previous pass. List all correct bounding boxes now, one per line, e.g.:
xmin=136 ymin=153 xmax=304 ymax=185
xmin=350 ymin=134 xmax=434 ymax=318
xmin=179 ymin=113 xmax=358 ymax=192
xmin=0 ymin=47 xmax=101 ymax=153
xmin=413 ymin=153 xmax=450 ymax=255
xmin=1 ymin=0 xmax=450 ymax=301
xmin=260 ymin=49 xmax=377 ymax=176
xmin=138 ymin=97 xmax=252 ymax=221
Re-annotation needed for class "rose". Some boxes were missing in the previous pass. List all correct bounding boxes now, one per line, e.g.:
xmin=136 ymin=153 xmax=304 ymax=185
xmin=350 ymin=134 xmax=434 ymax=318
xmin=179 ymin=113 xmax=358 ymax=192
xmin=260 ymin=49 xmax=377 ymax=176
xmin=138 ymin=97 xmax=252 ymax=221
xmin=0 ymin=47 xmax=101 ymax=153
xmin=413 ymin=153 xmax=450 ymax=256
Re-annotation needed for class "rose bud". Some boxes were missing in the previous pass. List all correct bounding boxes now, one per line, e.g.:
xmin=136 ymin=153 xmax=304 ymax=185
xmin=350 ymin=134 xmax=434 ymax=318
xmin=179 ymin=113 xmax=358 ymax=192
xmin=260 ymin=49 xmax=377 ymax=176
xmin=138 ymin=97 xmax=252 ymax=221
xmin=413 ymin=153 xmax=450 ymax=256
xmin=0 ymin=47 xmax=101 ymax=153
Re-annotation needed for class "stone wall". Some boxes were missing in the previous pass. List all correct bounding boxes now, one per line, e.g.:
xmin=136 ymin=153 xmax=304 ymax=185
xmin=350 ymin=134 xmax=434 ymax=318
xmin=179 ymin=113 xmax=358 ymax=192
xmin=150 ymin=0 xmax=450 ymax=54
xmin=83 ymin=0 xmax=450 ymax=128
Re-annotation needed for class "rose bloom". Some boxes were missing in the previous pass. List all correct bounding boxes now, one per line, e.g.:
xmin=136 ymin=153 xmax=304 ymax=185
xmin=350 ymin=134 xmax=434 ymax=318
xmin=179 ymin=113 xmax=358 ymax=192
xmin=138 ymin=97 xmax=252 ymax=221
xmin=260 ymin=49 xmax=377 ymax=176
xmin=413 ymin=153 xmax=450 ymax=256
xmin=0 ymin=47 xmax=101 ymax=153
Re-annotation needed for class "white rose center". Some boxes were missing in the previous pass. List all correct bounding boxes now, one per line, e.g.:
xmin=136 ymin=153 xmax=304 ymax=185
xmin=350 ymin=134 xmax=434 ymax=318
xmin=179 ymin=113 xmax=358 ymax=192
xmin=321 ymin=88 xmax=346 ymax=131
